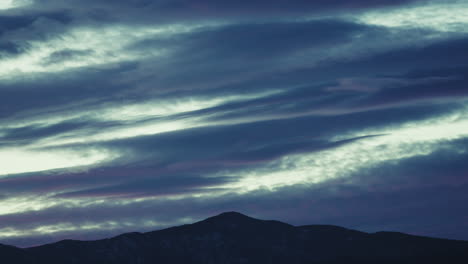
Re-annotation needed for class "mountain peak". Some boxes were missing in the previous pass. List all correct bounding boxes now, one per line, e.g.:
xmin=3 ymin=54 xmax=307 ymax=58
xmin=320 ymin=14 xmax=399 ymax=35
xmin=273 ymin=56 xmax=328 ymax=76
xmin=215 ymin=211 xmax=249 ymax=218
xmin=203 ymin=211 xmax=255 ymax=223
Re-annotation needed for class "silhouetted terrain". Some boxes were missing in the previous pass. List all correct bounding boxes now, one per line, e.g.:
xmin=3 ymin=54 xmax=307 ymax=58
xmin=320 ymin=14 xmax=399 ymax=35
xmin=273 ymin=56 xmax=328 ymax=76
xmin=2 ymin=212 xmax=468 ymax=263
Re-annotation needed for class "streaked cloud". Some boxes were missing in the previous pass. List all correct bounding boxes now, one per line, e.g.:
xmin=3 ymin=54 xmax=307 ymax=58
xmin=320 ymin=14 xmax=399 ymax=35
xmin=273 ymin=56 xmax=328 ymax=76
xmin=0 ymin=147 xmax=115 ymax=176
xmin=217 ymin=103 xmax=468 ymax=192
xmin=0 ymin=23 xmax=212 ymax=80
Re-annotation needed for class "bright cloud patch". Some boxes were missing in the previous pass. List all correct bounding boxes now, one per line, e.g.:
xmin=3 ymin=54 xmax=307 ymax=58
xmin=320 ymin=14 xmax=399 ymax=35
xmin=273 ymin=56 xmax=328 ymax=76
xmin=0 ymin=0 xmax=32 ymax=10
xmin=0 ymin=147 xmax=115 ymax=176
xmin=359 ymin=0 xmax=468 ymax=32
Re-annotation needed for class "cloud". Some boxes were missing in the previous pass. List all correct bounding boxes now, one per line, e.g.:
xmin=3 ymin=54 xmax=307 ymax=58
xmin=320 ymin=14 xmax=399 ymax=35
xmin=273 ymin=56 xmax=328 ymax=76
xmin=360 ymin=0 xmax=468 ymax=32
xmin=54 ymin=174 xmax=234 ymax=199
xmin=0 ymin=0 xmax=33 ymax=10
xmin=23 ymin=0 xmax=427 ymax=23
xmin=0 ymin=147 xmax=115 ymax=176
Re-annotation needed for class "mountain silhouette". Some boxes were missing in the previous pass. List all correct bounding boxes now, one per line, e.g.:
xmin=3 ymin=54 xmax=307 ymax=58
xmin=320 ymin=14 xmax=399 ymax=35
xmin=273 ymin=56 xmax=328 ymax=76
xmin=2 ymin=212 xmax=468 ymax=263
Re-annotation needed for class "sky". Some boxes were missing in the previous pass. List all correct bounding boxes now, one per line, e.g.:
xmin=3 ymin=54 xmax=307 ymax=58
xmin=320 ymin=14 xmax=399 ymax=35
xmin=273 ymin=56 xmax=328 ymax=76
xmin=0 ymin=0 xmax=468 ymax=247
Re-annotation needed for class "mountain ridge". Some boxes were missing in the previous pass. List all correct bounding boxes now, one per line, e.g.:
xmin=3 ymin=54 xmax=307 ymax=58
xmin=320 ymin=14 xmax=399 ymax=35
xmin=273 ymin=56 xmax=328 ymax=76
xmin=1 ymin=212 xmax=468 ymax=264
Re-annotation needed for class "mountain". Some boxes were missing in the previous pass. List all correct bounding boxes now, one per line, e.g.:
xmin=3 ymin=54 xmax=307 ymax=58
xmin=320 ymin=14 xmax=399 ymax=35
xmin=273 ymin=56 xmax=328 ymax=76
xmin=2 ymin=212 xmax=468 ymax=263
xmin=0 ymin=243 xmax=35 ymax=263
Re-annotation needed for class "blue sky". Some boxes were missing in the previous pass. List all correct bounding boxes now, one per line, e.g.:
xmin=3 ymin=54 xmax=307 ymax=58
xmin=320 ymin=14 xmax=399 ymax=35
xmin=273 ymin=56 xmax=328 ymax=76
xmin=1 ymin=0 xmax=468 ymax=247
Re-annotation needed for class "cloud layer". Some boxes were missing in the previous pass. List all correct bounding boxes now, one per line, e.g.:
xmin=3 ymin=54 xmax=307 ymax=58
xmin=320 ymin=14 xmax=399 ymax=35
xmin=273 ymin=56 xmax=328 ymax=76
xmin=1 ymin=0 xmax=468 ymax=247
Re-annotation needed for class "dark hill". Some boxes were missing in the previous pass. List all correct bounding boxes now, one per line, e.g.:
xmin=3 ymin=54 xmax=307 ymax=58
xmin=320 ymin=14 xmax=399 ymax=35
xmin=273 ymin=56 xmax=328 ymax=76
xmin=1 ymin=212 xmax=468 ymax=263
